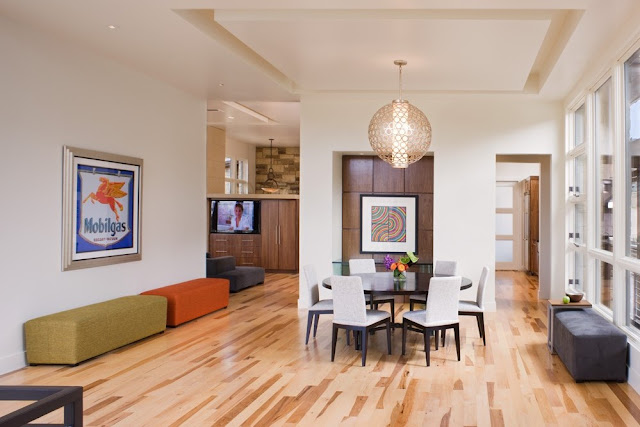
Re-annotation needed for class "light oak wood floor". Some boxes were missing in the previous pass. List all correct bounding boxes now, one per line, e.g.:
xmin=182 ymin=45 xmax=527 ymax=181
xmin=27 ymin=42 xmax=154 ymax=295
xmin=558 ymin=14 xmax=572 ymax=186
xmin=2 ymin=271 xmax=640 ymax=426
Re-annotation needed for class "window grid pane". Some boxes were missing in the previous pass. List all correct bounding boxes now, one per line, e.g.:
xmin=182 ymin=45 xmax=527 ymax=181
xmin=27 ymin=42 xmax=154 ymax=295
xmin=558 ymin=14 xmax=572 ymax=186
xmin=625 ymin=48 xmax=640 ymax=259
xmin=573 ymin=252 xmax=584 ymax=292
xmin=574 ymin=104 xmax=586 ymax=149
xmin=595 ymin=78 xmax=614 ymax=252
xmin=627 ymin=271 xmax=640 ymax=330
xmin=596 ymin=260 xmax=613 ymax=309
xmin=574 ymin=154 xmax=585 ymax=196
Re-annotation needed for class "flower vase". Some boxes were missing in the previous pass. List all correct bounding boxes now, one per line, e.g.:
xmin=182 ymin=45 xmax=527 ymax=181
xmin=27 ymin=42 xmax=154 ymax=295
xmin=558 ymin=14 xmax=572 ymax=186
xmin=393 ymin=270 xmax=406 ymax=281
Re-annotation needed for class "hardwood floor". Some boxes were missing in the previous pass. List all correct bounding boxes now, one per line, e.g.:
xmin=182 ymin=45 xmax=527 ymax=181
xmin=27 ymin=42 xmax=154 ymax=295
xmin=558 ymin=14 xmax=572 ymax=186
xmin=2 ymin=271 xmax=640 ymax=426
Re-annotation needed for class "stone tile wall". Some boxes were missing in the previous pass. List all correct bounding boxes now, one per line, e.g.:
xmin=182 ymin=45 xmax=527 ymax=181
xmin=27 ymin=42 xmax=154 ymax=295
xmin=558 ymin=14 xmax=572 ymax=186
xmin=255 ymin=146 xmax=300 ymax=194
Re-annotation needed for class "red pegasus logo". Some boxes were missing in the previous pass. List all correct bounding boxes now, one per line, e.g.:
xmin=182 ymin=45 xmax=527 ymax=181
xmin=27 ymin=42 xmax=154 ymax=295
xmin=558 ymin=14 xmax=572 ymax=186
xmin=82 ymin=177 xmax=127 ymax=221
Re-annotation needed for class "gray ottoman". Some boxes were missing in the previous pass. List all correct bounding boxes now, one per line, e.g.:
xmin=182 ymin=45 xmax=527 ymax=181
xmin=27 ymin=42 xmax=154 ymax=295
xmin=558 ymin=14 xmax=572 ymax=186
xmin=553 ymin=309 xmax=627 ymax=382
xmin=206 ymin=255 xmax=265 ymax=293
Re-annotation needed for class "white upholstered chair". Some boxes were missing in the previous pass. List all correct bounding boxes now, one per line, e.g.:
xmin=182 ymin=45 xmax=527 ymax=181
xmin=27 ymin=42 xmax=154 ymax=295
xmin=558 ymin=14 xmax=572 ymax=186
xmin=402 ymin=276 xmax=462 ymax=366
xmin=348 ymin=258 xmax=396 ymax=323
xmin=330 ymin=275 xmax=391 ymax=366
xmin=458 ymin=266 xmax=489 ymax=346
xmin=303 ymin=264 xmax=334 ymax=345
xmin=409 ymin=260 xmax=459 ymax=311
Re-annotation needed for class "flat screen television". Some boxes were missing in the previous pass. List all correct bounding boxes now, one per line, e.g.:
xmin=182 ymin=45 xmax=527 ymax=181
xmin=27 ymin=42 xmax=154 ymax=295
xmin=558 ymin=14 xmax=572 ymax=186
xmin=210 ymin=200 xmax=260 ymax=234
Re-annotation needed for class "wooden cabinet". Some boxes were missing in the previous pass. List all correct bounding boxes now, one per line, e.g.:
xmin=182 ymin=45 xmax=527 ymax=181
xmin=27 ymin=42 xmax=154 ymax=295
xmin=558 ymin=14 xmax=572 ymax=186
xmin=209 ymin=233 xmax=262 ymax=267
xmin=261 ymin=199 xmax=298 ymax=271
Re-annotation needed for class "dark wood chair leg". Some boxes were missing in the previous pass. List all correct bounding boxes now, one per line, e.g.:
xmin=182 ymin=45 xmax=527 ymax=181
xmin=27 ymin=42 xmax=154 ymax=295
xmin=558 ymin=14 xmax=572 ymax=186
xmin=402 ymin=321 xmax=407 ymax=355
xmin=479 ymin=313 xmax=486 ymax=346
xmin=305 ymin=311 xmax=314 ymax=345
xmin=475 ymin=314 xmax=483 ymax=338
xmin=435 ymin=329 xmax=439 ymax=350
xmin=390 ymin=300 xmax=395 ymax=324
xmin=313 ymin=313 xmax=320 ymax=338
xmin=386 ymin=320 xmax=392 ymax=355
xmin=331 ymin=324 xmax=338 ymax=361
xmin=425 ymin=328 xmax=431 ymax=366
xmin=442 ymin=329 xmax=446 ymax=347
xmin=361 ymin=327 xmax=368 ymax=366
xmin=454 ymin=324 xmax=461 ymax=361
xmin=410 ymin=300 xmax=414 ymax=311
xmin=346 ymin=330 xmax=351 ymax=346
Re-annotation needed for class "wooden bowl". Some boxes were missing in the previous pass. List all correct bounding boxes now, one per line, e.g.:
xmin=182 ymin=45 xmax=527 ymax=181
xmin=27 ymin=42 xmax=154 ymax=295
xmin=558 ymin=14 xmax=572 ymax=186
xmin=566 ymin=291 xmax=584 ymax=303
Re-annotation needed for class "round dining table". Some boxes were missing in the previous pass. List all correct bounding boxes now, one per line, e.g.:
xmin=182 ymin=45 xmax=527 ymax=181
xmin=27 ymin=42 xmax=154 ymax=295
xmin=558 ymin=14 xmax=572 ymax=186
xmin=321 ymin=272 xmax=472 ymax=295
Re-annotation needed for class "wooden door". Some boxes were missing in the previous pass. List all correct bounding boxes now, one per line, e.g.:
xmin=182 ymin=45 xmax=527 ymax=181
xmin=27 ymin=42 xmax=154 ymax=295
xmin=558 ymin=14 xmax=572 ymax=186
xmin=277 ymin=200 xmax=298 ymax=270
xmin=261 ymin=200 xmax=279 ymax=269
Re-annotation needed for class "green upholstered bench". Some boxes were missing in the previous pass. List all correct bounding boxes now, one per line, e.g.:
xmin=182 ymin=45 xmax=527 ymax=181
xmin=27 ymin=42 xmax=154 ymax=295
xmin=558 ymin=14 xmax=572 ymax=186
xmin=24 ymin=295 xmax=167 ymax=365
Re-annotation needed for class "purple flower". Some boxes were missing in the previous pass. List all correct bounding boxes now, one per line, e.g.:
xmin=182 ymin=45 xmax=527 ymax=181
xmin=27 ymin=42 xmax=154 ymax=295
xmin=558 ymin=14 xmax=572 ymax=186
xmin=384 ymin=254 xmax=394 ymax=270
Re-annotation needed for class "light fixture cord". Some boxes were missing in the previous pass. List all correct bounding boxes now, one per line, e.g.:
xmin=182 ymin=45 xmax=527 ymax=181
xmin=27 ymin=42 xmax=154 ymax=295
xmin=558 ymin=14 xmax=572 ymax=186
xmin=398 ymin=64 xmax=403 ymax=101
xmin=269 ymin=138 xmax=274 ymax=169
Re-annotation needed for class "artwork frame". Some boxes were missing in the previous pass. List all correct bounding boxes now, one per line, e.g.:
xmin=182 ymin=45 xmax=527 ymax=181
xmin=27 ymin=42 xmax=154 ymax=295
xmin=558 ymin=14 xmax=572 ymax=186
xmin=62 ymin=146 xmax=143 ymax=271
xmin=360 ymin=194 xmax=418 ymax=254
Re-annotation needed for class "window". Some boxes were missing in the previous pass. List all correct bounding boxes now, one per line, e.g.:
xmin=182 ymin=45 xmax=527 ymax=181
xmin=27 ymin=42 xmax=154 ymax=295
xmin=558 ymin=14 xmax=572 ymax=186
xmin=595 ymin=78 xmax=615 ymax=252
xmin=569 ymin=251 xmax=585 ymax=292
xmin=626 ymin=49 xmax=640 ymax=259
xmin=573 ymin=104 xmax=586 ymax=149
xmin=224 ymin=157 xmax=249 ymax=194
xmin=627 ymin=270 xmax=640 ymax=329
xmin=596 ymin=260 xmax=613 ymax=310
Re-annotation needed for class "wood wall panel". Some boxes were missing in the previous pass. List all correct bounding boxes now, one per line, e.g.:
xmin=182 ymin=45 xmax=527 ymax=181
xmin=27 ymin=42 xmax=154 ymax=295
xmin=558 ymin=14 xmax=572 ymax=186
xmin=417 ymin=230 xmax=433 ymax=263
xmin=343 ymin=156 xmax=373 ymax=192
xmin=343 ymin=229 xmax=370 ymax=260
xmin=405 ymin=156 xmax=434 ymax=194
xmin=373 ymin=158 xmax=405 ymax=193
xmin=342 ymin=193 xmax=361 ymax=229
xmin=342 ymin=155 xmax=433 ymax=262
xmin=418 ymin=194 xmax=433 ymax=230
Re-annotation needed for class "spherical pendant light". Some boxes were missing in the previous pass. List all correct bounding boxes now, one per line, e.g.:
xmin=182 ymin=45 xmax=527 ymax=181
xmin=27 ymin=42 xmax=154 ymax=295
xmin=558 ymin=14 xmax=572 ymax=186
xmin=368 ymin=60 xmax=431 ymax=168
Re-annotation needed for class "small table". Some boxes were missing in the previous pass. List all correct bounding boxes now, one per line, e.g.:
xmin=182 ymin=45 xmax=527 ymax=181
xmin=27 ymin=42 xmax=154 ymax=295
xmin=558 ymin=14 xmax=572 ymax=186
xmin=322 ymin=272 xmax=472 ymax=328
xmin=547 ymin=299 xmax=592 ymax=354
xmin=0 ymin=385 xmax=83 ymax=426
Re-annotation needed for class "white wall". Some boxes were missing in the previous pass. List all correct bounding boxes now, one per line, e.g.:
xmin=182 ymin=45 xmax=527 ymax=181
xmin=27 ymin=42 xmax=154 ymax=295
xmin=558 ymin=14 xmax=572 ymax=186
xmin=300 ymin=93 xmax=565 ymax=308
xmin=496 ymin=162 xmax=541 ymax=181
xmin=0 ymin=17 xmax=206 ymax=374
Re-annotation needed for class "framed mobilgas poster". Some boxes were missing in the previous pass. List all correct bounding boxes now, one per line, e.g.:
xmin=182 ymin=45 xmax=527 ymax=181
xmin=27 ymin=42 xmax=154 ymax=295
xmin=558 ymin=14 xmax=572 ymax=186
xmin=62 ymin=146 xmax=142 ymax=271
xmin=360 ymin=194 xmax=418 ymax=253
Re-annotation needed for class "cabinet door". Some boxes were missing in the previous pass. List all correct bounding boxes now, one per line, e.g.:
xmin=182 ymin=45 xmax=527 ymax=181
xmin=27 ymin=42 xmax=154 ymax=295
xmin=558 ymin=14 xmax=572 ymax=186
xmin=261 ymin=200 xmax=279 ymax=269
xmin=278 ymin=200 xmax=298 ymax=270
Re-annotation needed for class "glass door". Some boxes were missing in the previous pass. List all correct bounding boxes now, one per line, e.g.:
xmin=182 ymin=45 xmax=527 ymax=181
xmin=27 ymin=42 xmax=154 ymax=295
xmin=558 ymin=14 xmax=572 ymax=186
xmin=496 ymin=181 xmax=521 ymax=270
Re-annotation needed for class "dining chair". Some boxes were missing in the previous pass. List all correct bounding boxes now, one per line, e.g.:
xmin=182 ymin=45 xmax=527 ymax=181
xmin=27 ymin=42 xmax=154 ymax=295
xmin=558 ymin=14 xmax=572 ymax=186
xmin=409 ymin=259 xmax=458 ymax=311
xmin=303 ymin=264 xmax=334 ymax=345
xmin=402 ymin=276 xmax=462 ymax=366
xmin=348 ymin=259 xmax=396 ymax=324
xmin=458 ymin=266 xmax=489 ymax=346
xmin=330 ymin=275 xmax=392 ymax=366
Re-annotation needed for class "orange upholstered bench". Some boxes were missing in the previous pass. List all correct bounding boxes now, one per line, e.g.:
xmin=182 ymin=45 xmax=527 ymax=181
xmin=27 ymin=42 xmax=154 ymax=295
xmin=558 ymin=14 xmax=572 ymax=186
xmin=141 ymin=278 xmax=230 ymax=327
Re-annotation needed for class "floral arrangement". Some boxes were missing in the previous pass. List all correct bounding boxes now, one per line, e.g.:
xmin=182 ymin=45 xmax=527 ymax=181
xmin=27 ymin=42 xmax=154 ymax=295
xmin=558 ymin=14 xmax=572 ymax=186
xmin=384 ymin=251 xmax=419 ymax=278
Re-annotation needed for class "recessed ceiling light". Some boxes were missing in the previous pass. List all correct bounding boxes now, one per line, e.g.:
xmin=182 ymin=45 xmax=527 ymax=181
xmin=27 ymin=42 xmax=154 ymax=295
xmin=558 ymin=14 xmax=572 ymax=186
xmin=227 ymin=116 xmax=234 ymax=119
xmin=107 ymin=25 xmax=119 ymax=30
xmin=219 ymin=83 xmax=224 ymax=87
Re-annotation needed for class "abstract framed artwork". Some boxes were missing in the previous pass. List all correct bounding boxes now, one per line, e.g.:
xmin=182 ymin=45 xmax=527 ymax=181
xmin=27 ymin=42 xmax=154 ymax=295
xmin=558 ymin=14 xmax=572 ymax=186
xmin=360 ymin=194 xmax=418 ymax=253
xmin=62 ymin=146 xmax=142 ymax=271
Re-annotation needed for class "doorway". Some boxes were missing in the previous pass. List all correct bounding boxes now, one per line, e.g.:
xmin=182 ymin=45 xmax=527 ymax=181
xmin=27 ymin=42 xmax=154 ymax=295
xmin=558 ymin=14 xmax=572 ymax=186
xmin=495 ymin=161 xmax=541 ymax=273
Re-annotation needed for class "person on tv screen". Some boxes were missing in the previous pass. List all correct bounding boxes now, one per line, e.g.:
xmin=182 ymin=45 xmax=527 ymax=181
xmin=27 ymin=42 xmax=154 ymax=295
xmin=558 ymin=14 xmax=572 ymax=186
xmin=233 ymin=203 xmax=252 ymax=231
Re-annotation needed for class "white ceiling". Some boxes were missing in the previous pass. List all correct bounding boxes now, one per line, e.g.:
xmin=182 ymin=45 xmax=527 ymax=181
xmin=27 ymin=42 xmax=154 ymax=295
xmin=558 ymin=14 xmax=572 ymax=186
xmin=2 ymin=0 xmax=639 ymax=147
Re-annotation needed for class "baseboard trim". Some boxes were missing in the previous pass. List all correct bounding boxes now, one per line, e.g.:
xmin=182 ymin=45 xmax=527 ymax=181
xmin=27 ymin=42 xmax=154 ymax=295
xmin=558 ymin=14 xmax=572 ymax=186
xmin=0 ymin=351 xmax=26 ymax=376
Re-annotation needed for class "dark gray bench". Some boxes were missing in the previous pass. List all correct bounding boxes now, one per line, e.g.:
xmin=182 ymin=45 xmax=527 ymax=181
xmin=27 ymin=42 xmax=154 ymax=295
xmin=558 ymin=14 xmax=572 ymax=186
xmin=206 ymin=255 xmax=265 ymax=293
xmin=553 ymin=308 xmax=627 ymax=382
